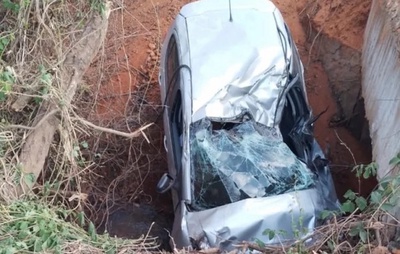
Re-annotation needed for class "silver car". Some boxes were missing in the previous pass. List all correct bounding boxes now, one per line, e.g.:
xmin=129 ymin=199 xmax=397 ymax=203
xmin=156 ymin=0 xmax=339 ymax=250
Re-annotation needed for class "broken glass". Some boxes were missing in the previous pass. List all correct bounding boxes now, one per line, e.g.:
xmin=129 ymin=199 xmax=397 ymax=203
xmin=190 ymin=119 xmax=316 ymax=211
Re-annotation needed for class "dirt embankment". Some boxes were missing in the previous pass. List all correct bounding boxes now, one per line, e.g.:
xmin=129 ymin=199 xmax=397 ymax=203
xmin=82 ymin=0 xmax=376 ymax=242
xmin=309 ymin=0 xmax=371 ymax=49
xmin=300 ymin=0 xmax=373 ymax=146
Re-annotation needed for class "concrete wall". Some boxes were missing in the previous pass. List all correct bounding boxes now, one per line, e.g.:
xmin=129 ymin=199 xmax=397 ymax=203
xmin=362 ymin=0 xmax=400 ymax=179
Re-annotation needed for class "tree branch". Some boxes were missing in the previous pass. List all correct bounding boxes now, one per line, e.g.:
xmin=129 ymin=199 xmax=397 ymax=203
xmin=73 ymin=116 xmax=154 ymax=139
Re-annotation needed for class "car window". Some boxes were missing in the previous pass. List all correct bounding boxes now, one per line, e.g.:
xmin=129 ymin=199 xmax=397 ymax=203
xmin=166 ymin=35 xmax=179 ymax=90
xmin=165 ymin=34 xmax=183 ymax=171
xmin=189 ymin=119 xmax=315 ymax=211
xmin=170 ymin=90 xmax=183 ymax=167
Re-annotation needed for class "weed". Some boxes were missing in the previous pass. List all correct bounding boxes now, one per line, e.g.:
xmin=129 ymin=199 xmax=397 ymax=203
xmin=90 ymin=0 xmax=106 ymax=15
xmin=0 ymin=34 xmax=13 ymax=57
xmin=348 ymin=222 xmax=368 ymax=243
xmin=262 ymin=228 xmax=287 ymax=241
xmin=0 ymin=200 xmax=157 ymax=253
xmin=72 ymin=141 xmax=90 ymax=167
xmin=390 ymin=153 xmax=400 ymax=167
xmin=353 ymin=162 xmax=378 ymax=179
xmin=2 ymin=0 xmax=20 ymax=13
xmin=341 ymin=189 xmax=367 ymax=212
xmin=0 ymin=0 xmax=159 ymax=252
xmin=0 ymin=68 xmax=14 ymax=101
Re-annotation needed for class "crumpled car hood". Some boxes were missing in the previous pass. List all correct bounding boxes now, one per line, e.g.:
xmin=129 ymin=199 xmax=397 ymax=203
xmin=186 ymin=1 xmax=293 ymax=127
xmin=182 ymin=189 xmax=323 ymax=250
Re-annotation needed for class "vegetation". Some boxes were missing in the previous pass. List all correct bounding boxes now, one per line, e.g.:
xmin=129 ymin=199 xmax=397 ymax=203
xmin=0 ymin=0 xmax=158 ymax=253
xmin=0 ymin=200 xmax=157 ymax=253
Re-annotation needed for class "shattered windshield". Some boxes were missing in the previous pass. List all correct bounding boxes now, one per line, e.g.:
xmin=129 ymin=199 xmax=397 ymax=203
xmin=190 ymin=119 xmax=316 ymax=211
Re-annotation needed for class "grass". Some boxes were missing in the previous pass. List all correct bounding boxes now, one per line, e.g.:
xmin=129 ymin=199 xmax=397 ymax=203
xmin=0 ymin=199 xmax=158 ymax=253
xmin=0 ymin=0 xmax=160 ymax=252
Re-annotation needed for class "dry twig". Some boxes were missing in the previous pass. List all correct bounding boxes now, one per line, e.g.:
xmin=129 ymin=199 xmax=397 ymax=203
xmin=73 ymin=116 xmax=153 ymax=139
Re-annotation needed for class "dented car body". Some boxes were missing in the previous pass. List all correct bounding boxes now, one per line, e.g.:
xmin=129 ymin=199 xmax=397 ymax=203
xmin=157 ymin=0 xmax=339 ymax=250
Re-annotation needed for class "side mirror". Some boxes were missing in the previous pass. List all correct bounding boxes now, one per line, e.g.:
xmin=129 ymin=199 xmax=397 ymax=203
xmin=156 ymin=173 xmax=175 ymax=193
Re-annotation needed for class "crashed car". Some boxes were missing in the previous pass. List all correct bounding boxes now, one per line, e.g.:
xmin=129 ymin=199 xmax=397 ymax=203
xmin=156 ymin=0 xmax=339 ymax=250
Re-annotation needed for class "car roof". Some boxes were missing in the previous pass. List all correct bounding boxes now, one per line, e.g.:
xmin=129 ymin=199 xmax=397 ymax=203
xmin=178 ymin=0 xmax=293 ymax=127
xmin=180 ymin=0 xmax=276 ymax=17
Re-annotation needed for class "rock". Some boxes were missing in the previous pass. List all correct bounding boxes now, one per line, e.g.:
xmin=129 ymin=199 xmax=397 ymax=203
xmin=148 ymin=43 xmax=156 ymax=50
xmin=371 ymin=246 xmax=389 ymax=254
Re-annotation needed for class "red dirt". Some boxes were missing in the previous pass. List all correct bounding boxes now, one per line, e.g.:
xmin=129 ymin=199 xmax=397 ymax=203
xmin=309 ymin=0 xmax=372 ymax=50
xmin=83 ymin=0 xmax=376 ymax=240
xmin=88 ymin=0 xmax=189 ymax=120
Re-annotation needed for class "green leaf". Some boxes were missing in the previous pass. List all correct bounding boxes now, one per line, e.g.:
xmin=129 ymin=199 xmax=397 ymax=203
xmin=34 ymin=96 xmax=42 ymax=104
xmin=389 ymin=154 xmax=400 ymax=166
xmin=327 ymin=240 xmax=335 ymax=251
xmin=15 ymin=241 xmax=28 ymax=249
xmin=352 ymin=165 xmax=364 ymax=178
xmin=88 ymin=221 xmax=97 ymax=241
xmin=34 ymin=238 xmax=43 ymax=252
xmin=341 ymin=200 xmax=356 ymax=213
xmin=349 ymin=226 xmax=359 ymax=237
xmin=359 ymin=229 xmax=368 ymax=243
xmin=0 ymin=70 xmax=15 ymax=83
xmin=3 ymin=80 xmax=12 ymax=92
xmin=268 ymin=230 xmax=275 ymax=240
xmin=0 ymin=91 xmax=6 ymax=101
xmin=19 ymin=221 xmax=28 ymax=231
xmin=42 ymin=239 xmax=49 ymax=250
xmin=39 ymin=65 xmax=52 ymax=86
xmin=5 ymin=247 xmax=16 ymax=254
xmin=320 ymin=210 xmax=333 ymax=220
xmin=277 ymin=229 xmax=287 ymax=237
xmin=77 ymin=211 xmax=85 ymax=226
xmin=41 ymin=231 xmax=51 ymax=242
xmin=381 ymin=203 xmax=395 ymax=212
xmin=254 ymin=239 xmax=265 ymax=249
xmin=370 ymin=191 xmax=382 ymax=205
xmin=363 ymin=169 xmax=370 ymax=179
xmin=355 ymin=197 xmax=368 ymax=211
xmin=343 ymin=190 xmax=357 ymax=200
xmin=80 ymin=141 xmax=89 ymax=149
xmin=365 ymin=162 xmax=378 ymax=178
xmin=23 ymin=173 xmax=36 ymax=188
xmin=391 ymin=177 xmax=400 ymax=189
xmin=389 ymin=194 xmax=399 ymax=206
xmin=2 ymin=0 xmax=20 ymax=13
xmin=72 ymin=146 xmax=80 ymax=158
xmin=262 ymin=228 xmax=276 ymax=240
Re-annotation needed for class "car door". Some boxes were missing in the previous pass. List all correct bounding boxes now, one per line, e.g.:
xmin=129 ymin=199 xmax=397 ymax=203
xmin=163 ymin=33 xmax=184 ymax=208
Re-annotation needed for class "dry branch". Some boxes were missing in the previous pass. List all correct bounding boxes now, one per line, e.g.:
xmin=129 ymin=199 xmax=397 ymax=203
xmin=74 ymin=117 xmax=154 ymax=139
xmin=0 ymin=2 xmax=111 ymax=199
